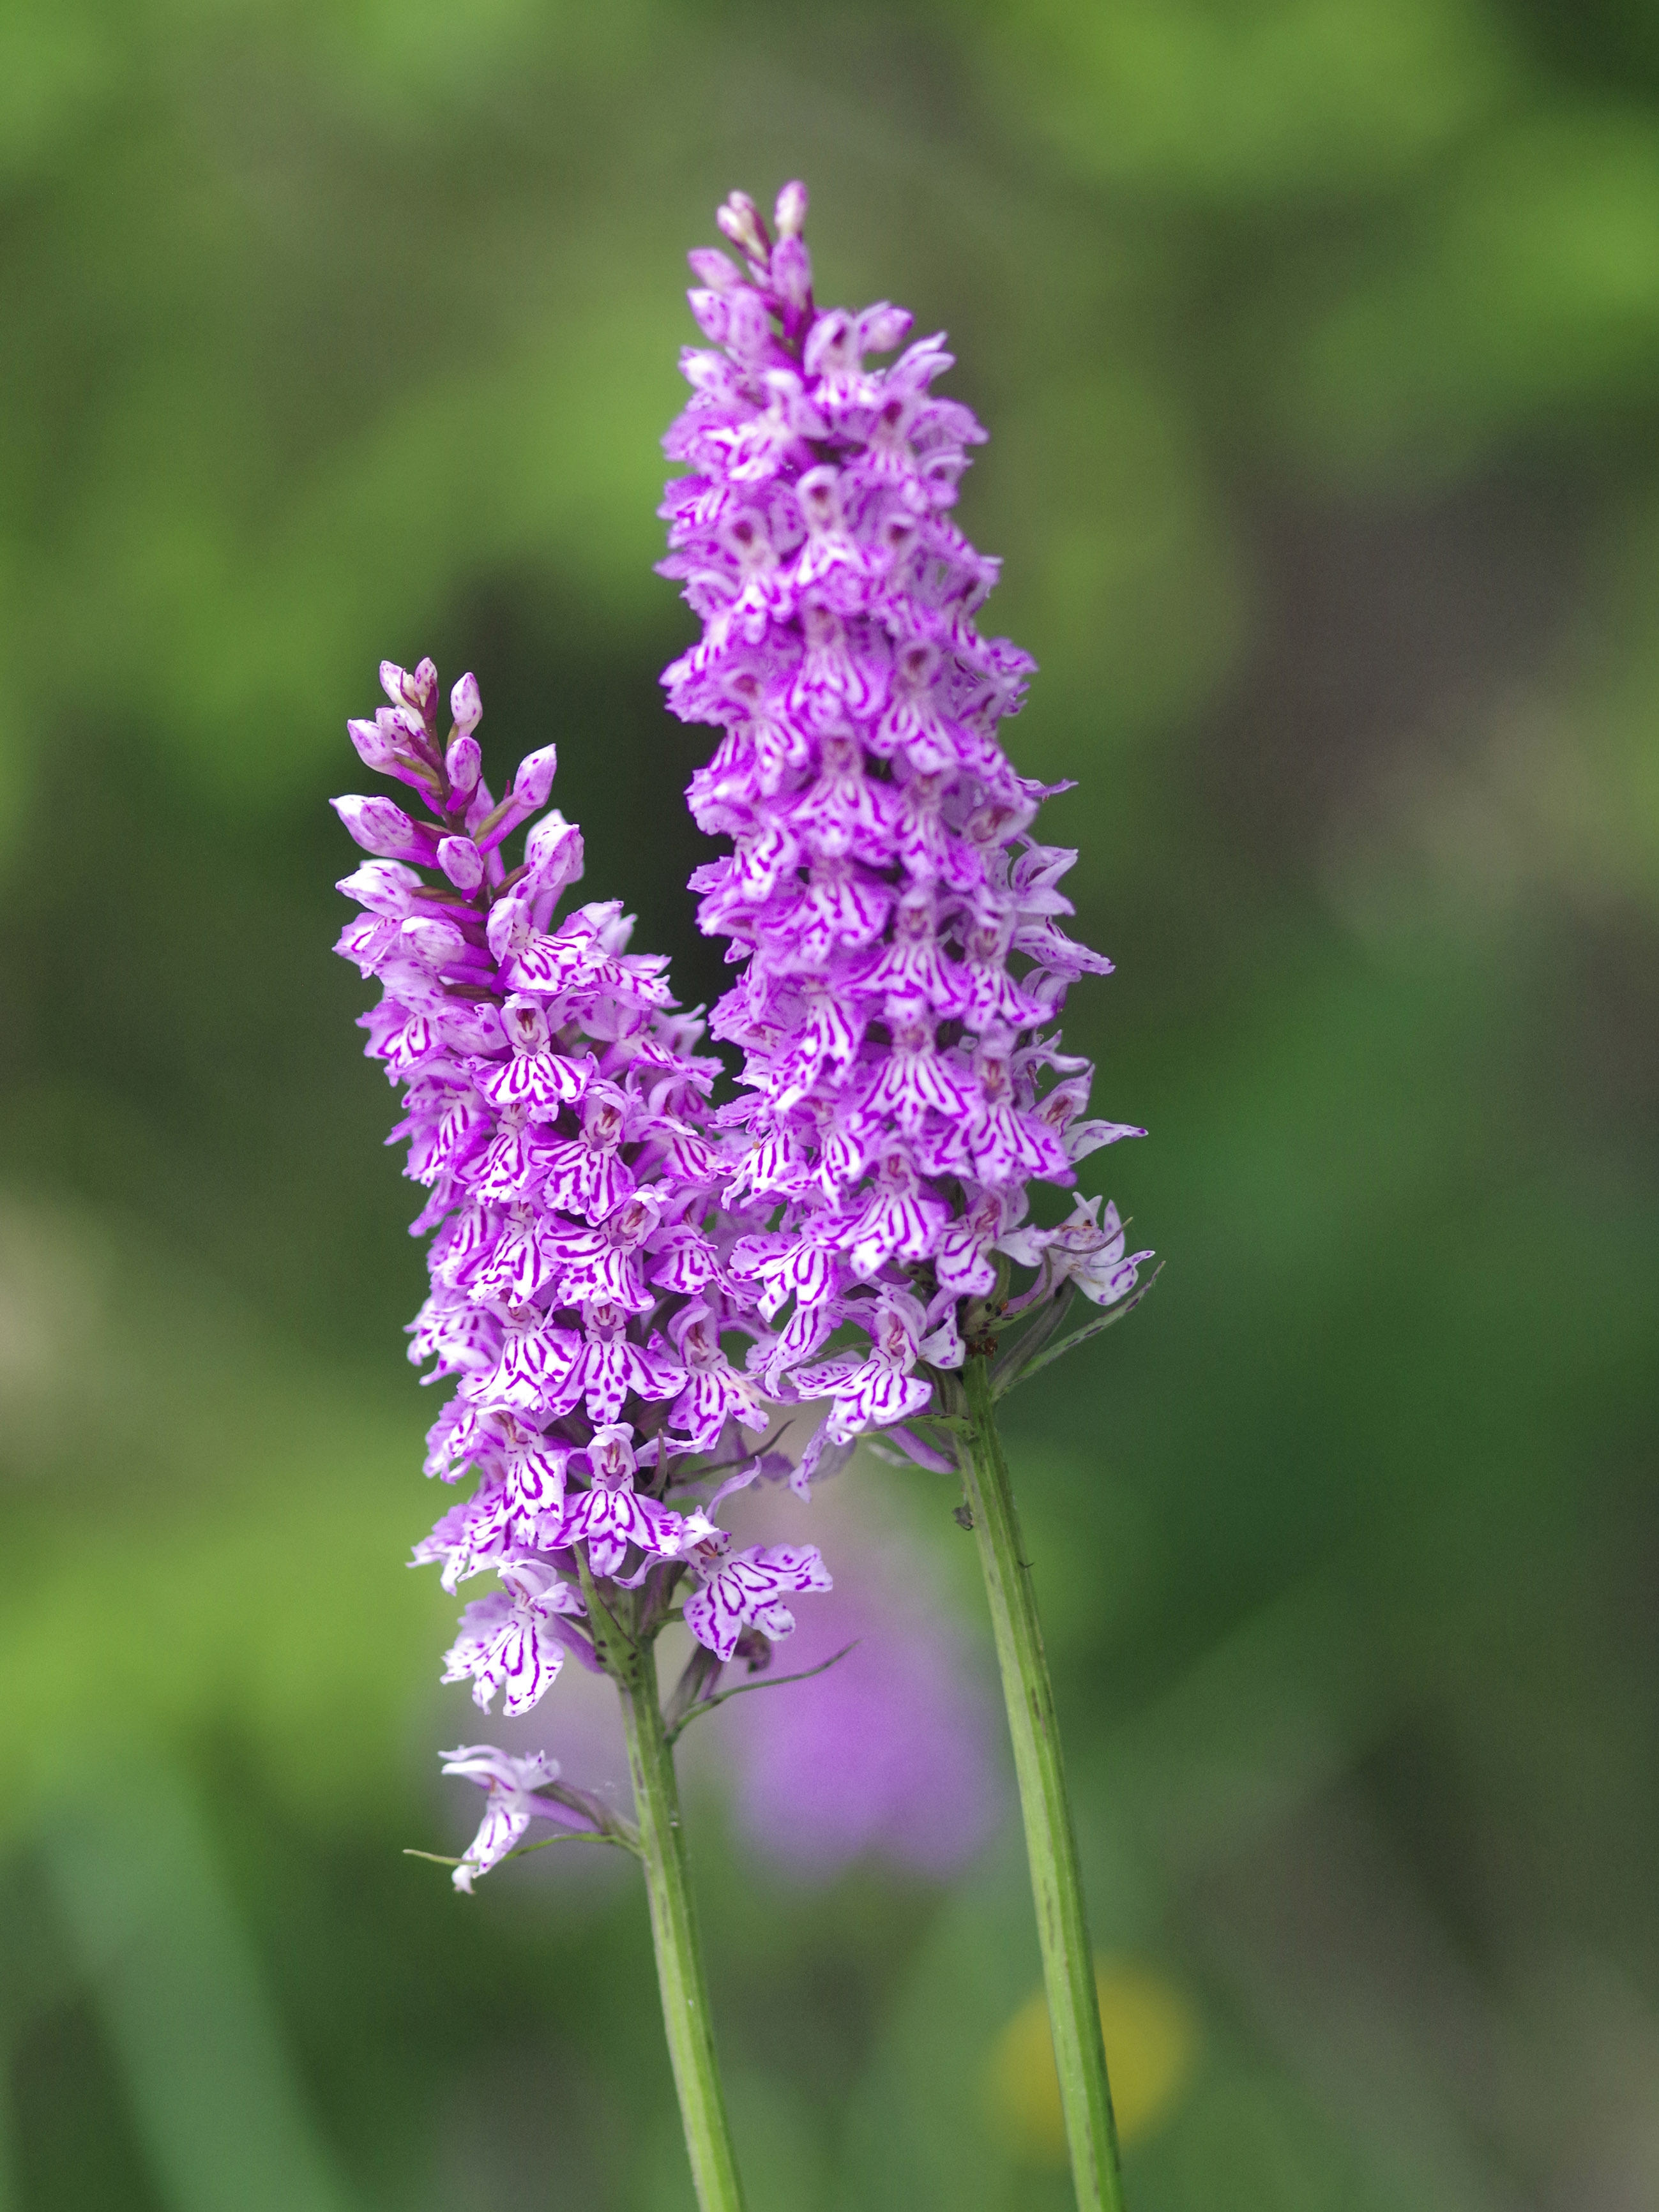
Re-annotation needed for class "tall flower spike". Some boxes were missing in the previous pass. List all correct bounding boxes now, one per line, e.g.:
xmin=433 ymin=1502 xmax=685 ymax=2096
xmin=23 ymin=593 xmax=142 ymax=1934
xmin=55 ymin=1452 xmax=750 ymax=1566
xmin=658 ymin=188 xmax=1152 ymax=1468
xmin=334 ymin=656 xmax=833 ymax=2212
xmin=660 ymin=189 xmax=1159 ymax=2212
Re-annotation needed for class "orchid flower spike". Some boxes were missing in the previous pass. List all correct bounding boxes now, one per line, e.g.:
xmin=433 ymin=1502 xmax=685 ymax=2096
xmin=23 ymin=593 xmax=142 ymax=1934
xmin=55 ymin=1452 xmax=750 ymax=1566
xmin=658 ymin=189 xmax=1153 ymax=1466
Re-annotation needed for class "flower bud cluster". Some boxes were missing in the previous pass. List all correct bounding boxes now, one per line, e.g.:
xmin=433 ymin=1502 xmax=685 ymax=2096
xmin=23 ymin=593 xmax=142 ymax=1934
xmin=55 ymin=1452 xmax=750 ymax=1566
xmin=334 ymin=657 xmax=829 ymax=1886
xmin=658 ymin=188 xmax=1151 ymax=1468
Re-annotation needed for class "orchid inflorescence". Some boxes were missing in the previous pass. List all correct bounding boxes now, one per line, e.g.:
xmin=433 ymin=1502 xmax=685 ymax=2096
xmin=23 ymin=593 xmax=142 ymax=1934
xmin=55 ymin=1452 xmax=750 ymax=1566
xmin=332 ymin=179 xmax=1151 ymax=1893
xmin=334 ymin=176 xmax=1154 ymax=2212
xmin=333 ymin=656 xmax=828 ymax=1890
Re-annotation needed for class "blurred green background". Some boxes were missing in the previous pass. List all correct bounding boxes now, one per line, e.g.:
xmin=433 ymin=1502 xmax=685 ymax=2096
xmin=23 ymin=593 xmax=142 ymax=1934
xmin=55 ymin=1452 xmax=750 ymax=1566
xmin=3 ymin=1 xmax=1656 ymax=2206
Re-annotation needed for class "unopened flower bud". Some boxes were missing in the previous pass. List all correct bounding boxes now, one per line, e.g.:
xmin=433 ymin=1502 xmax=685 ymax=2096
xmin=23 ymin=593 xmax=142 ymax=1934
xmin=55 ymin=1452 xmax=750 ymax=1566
xmin=437 ymin=835 xmax=485 ymax=892
xmin=446 ymin=734 xmax=481 ymax=797
xmin=337 ymin=859 xmax=422 ymax=917
xmin=722 ymin=289 xmax=771 ymax=359
xmin=771 ymin=234 xmax=813 ymax=314
xmin=716 ymin=190 xmax=768 ymax=262
xmin=688 ymin=290 xmax=730 ymax=344
xmin=377 ymin=704 xmax=430 ymax=753
xmin=450 ymin=671 xmax=482 ymax=735
xmin=858 ymin=303 xmax=913 ymax=355
xmin=332 ymin=794 xmax=422 ymax=859
xmin=464 ymin=779 xmax=498 ymax=837
xmin=687 ymin=247 xmax=741 ymax=292
xmin=773 ymin=179 xmax=808 ymax=238
xmin=380 ymin=658 xmax=439 ymax=718
xmin=348 ymin=716 xmax=400 ymax=773
xmin=513 ymin=746 xmax=557 ymax=809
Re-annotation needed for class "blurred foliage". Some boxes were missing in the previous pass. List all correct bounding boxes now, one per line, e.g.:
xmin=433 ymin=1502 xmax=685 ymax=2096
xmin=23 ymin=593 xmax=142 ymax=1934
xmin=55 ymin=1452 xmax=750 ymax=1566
xmin=2 ymin=1 xmax=1657 ymax=2208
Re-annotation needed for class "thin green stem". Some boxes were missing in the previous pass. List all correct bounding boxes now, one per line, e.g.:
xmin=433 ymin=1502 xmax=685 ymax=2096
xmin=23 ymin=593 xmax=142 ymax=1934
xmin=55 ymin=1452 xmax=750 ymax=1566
xmin=616 ymin=1637 xmax=748 ymax=2212
xmin=960 ymin=1351 xmax=1126 ymax=2212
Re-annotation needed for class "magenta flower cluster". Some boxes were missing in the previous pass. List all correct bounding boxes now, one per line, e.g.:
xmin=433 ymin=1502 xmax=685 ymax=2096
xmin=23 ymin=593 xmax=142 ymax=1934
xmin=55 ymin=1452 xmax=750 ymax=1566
xmin=335 ymin=184 xmax=1152 ymax=1895
xmin=658 ymin=184 xmax=1150 ymax=1473
xmin=333 ymin=658 xmax=828 ymax=1887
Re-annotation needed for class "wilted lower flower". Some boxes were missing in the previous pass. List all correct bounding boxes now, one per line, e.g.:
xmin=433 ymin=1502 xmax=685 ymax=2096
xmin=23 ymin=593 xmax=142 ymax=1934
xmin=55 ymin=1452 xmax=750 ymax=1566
xmin=441 ymin=1744 xmax=594 ymax=1893
xmin=658 ymin=184 xmax=1151 ymax=1464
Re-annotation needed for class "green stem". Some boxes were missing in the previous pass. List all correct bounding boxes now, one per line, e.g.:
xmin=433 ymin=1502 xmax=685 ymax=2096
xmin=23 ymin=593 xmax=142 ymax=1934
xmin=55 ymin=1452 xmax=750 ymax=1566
xmin=960 ymin=1352 xmax=1126 ymax=2212
xmin=616 ymin=1637 xmax=748 ymax=2212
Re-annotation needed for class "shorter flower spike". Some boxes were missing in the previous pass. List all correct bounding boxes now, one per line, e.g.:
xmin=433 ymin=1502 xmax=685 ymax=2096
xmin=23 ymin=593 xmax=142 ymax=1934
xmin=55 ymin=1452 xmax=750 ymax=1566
xmin=333 ymin=654 xmax=834 ymax=1889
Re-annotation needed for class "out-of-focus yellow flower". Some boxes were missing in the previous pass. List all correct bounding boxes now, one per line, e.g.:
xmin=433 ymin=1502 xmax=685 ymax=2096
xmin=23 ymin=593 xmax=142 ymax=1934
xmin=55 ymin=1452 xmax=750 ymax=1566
xmin=985 ymin=1958 xmax=1199 ymax=2165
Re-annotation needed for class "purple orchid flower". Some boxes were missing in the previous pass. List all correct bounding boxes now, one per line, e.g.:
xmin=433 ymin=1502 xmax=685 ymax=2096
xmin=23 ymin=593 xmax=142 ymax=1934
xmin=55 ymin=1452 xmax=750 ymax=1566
xmin=556 ymin=1425 xmax=685 ymax=1580
xmin=678 ymin=1515 xmax=833 ymax=1663
xmin=441 ymin=1559 xmax=589 ymax=1716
